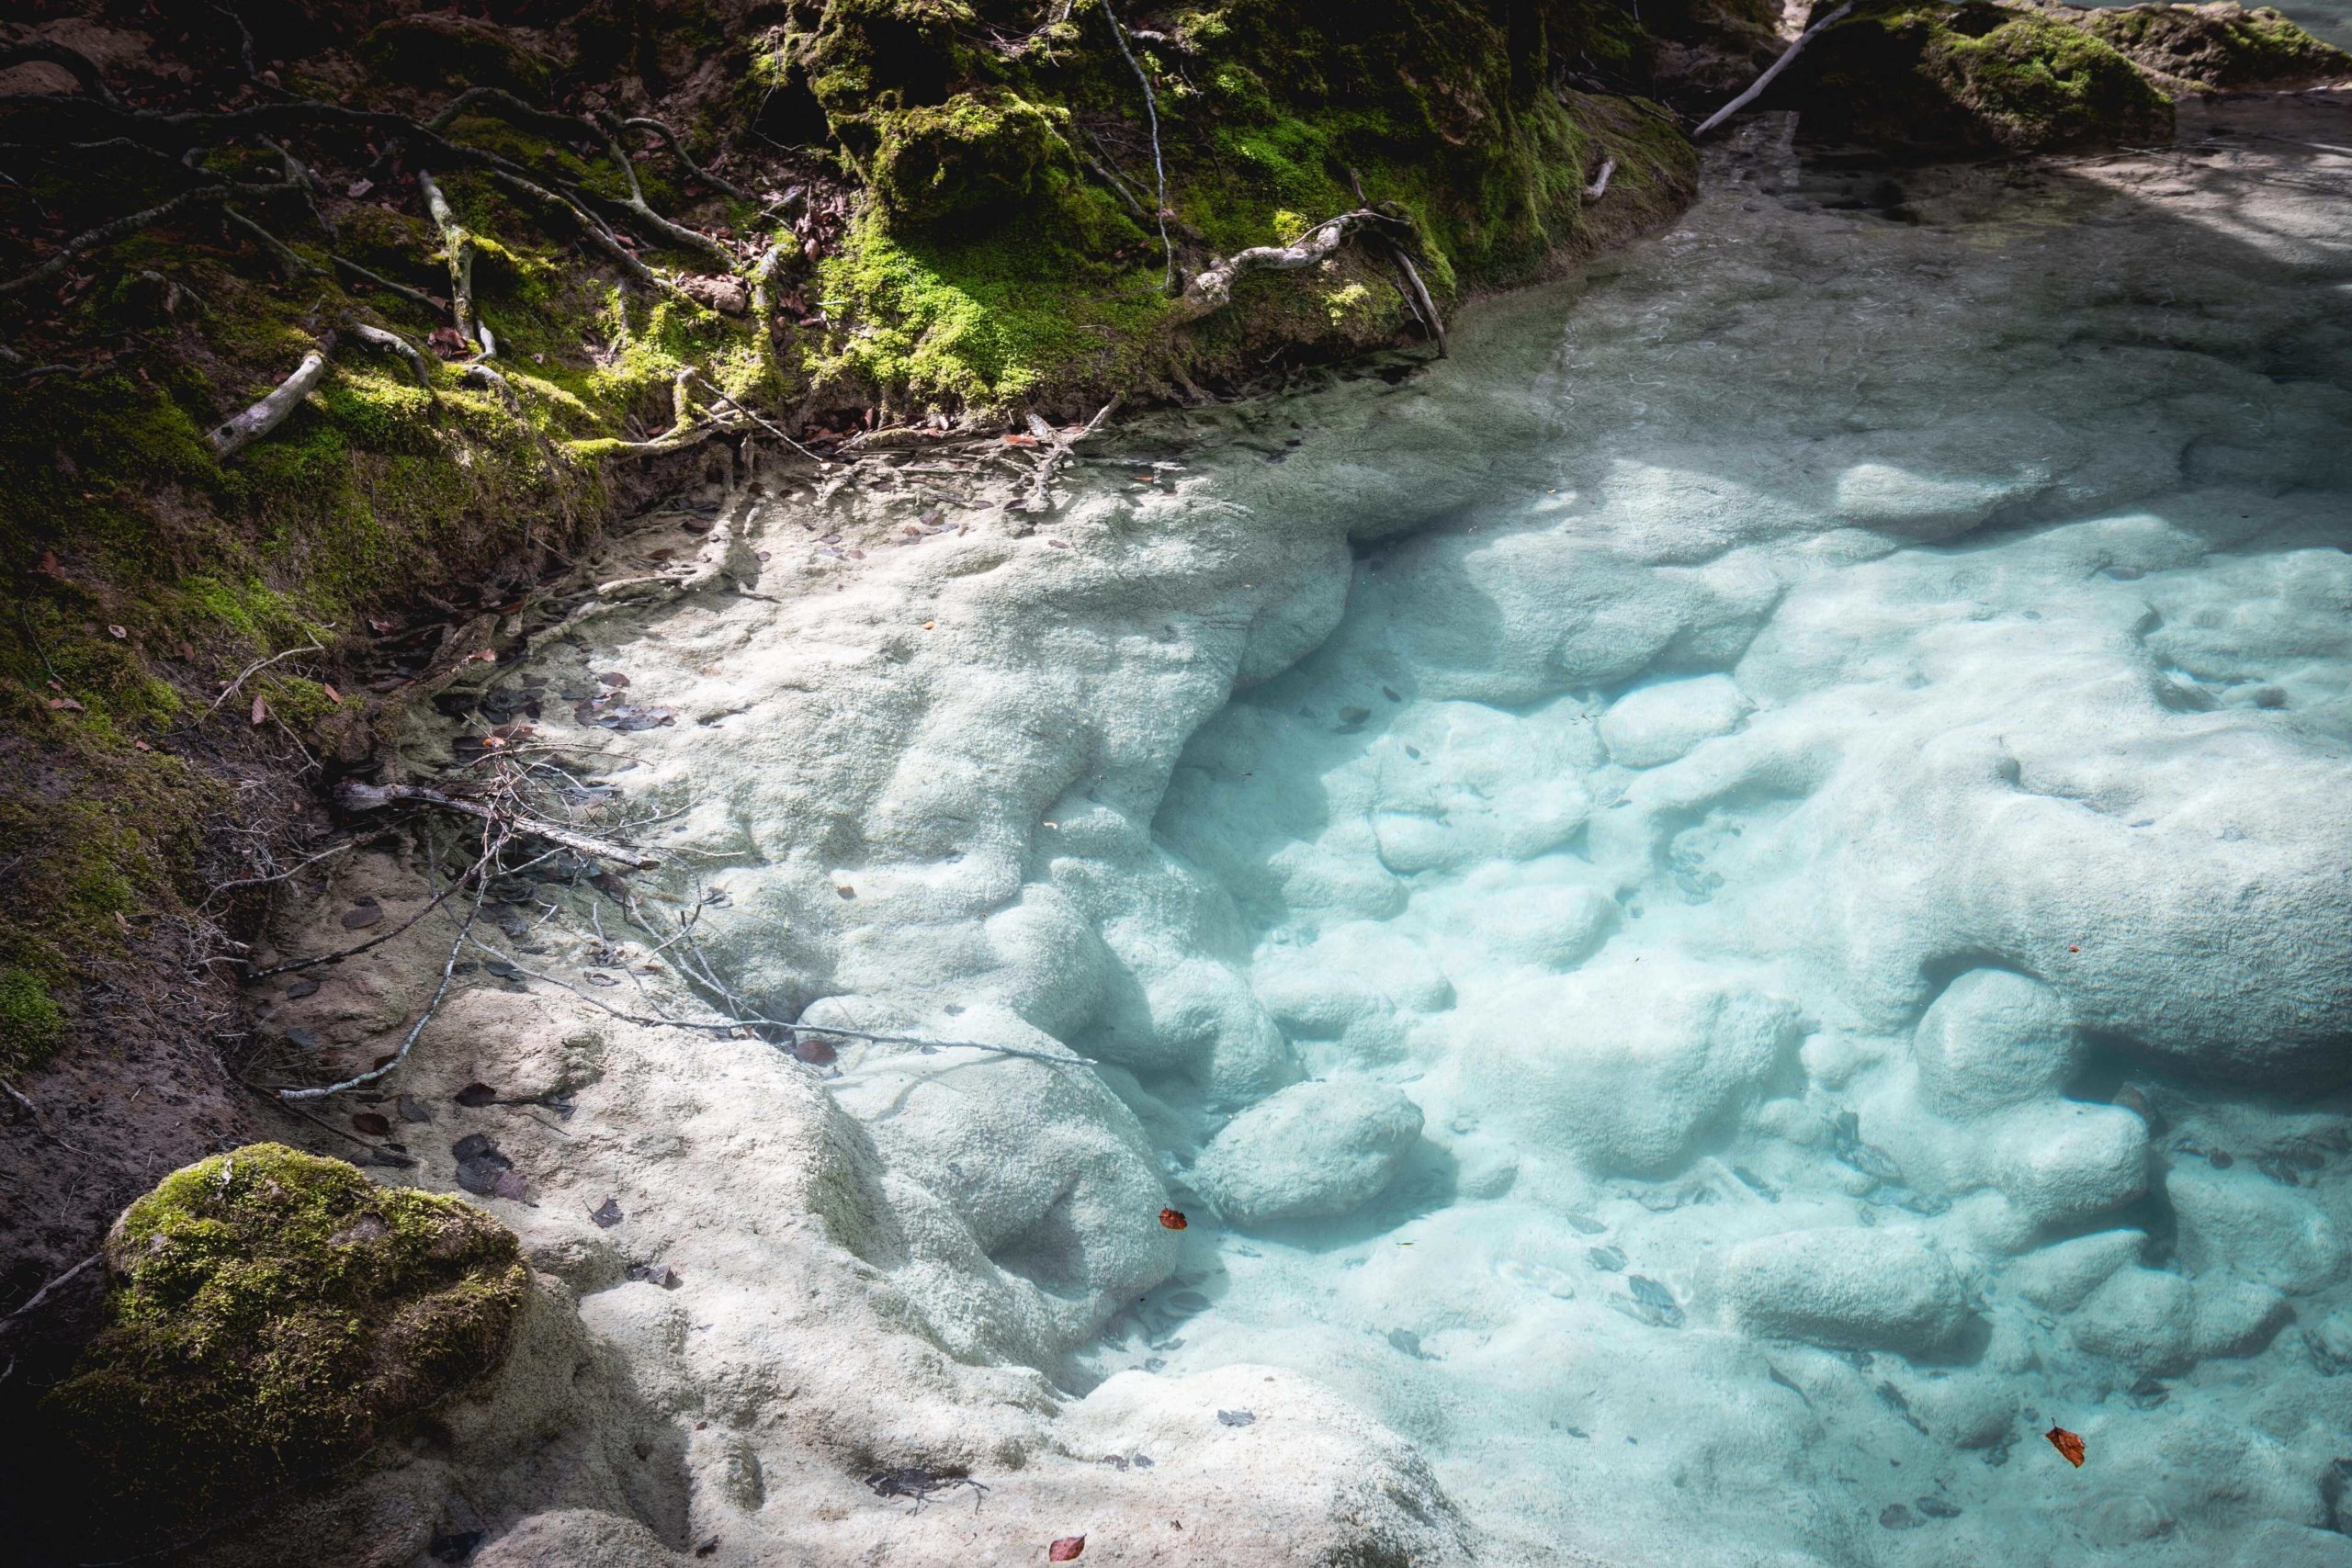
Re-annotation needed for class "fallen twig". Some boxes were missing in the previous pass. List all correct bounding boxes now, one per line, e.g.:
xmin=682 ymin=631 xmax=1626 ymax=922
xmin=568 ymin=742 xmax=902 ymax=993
xmin=199 ymin=632 xmax=326 ymax=718
xmin=336 ymin=777 xmax=661 ymax=868
xmin=1693 ymin=2 xmax=1854 ymax=138
xmin=1584 ymin=155 xmax=1617 ymax=200
xmin=0 ymin=1254 xmax=99 ymax=1331
xmin=277 ymin=830 xmax=500 ymax=1100
xmin=209 ymin=334 xmax=335 ymax=457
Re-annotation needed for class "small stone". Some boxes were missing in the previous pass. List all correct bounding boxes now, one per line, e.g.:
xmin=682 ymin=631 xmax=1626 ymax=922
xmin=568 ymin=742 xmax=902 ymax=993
xmin=283 ymin=979 xmax=320 ymax=999
xmin=1216 ymin=1408 xmax=1255 ymax=1427
xmin=591 ymin=1198 xmax=624 ymax=1228
xmin=341 ymin=902 xmax=383 ymax=930
xmin=1880 ymin=1503 xmax=1921 ymax=1530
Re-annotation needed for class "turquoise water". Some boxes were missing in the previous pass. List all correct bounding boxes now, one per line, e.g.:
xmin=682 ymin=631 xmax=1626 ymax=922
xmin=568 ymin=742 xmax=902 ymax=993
xmin=1102 ymin=113 xmax=2352 ymax=1566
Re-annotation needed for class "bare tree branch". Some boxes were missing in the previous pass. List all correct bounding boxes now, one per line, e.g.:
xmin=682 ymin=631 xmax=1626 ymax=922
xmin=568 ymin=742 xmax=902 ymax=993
xmin=336 ymin=777 xmax=662 ymax=868
xmin=209 ymin=335 xmax=335 ymax=457
xmin=1693 ymin=2 xmax=1854 ymax=138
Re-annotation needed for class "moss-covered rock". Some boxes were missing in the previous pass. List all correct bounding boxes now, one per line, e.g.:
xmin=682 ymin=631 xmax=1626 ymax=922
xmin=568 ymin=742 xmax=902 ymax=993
xmin=2061 ymin=1 xmax=2351 ymax=87
xmin=871 ymin=89 xmax=1085 ymax=227
xmin=1781 ymin=0 xmax=2175 ymax=152
xmin=42 ymin=1145 xmax=527 ymax=1542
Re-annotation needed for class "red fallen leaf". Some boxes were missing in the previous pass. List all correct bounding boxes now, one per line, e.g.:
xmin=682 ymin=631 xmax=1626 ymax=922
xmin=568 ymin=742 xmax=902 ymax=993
xmin=321 ymin=683 xmax=343 ymax=704
xmin=352 ymin=1111 xmax=391 ymax=1136
xmin=1048 ymin=1538 xmax=1085 ymax=1562
xmin=2046 ymin=1427 xmax=2086 ymax=1467
xmin=1159 ymin=1208 xmax=1188 ymax=1231
xmin=47 ymin=695 xmax=85 ymax=712
xmin=1001 ymin=433 xmax=1040 ymax=447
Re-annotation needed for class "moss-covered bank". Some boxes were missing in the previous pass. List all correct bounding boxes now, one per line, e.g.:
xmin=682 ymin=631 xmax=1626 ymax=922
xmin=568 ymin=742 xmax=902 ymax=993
xmin=1767 ymin=0 xmax=2343 ymax=153
xmin=0 ymin=0 xmax=1698 ymax=1090
xmin=40 ymin=1144 xmax=526 ymax=1544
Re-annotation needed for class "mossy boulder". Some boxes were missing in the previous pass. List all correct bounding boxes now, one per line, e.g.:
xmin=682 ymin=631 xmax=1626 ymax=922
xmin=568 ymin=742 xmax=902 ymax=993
xmin=42 ymin=1145 xmax=527 ymax=1542
xmin=2061 ymin=2 xmax=2351 ymax=87
xmin=1781 ymin=0 xmax=2175 ymax=152
xmin=870 ymin=90 xmax=1083 ymax=228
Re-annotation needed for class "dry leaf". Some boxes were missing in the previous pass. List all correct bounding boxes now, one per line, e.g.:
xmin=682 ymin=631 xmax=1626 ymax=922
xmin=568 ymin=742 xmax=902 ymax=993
xmin=47 ymin=695 xmax=85 ymax=712
xmin=2045 ymin=1427 xmax=2086 ymax=1467
xmin=1048 ymin=1538 xmax=1085 ymax=1562
xmin=1159 ymin=1208 xmax=1188 ymax=1231
xmin=352 ymin=1111 xmax=392 ymax=1136
xmin=107 ymin=624 xmax=127 ymax=638
xmin=251 ymin=692 xmax=268 ymax=726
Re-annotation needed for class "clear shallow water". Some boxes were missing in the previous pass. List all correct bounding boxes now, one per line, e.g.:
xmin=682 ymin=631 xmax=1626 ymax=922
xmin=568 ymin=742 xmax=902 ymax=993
xmin=1085 ymin=114 xmax=2352 ymax=1567
xmin=509 ymin=100 xmax=2352 ymax=1568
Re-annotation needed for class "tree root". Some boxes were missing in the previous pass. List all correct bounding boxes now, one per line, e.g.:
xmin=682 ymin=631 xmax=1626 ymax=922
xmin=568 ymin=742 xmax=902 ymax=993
xmin=0 ymin=180 xmax=293 ymax=298
xmin=208 ymin=334 xmax=335 ymax=458
xmin=1584 ymin=156 xmax=1618 ymax=200
xmin=0 ymin=41 xmax=123 ymax=107
xmin=328 ymin=254 xmax=444 ymax=316
xmin=346 ymin=320 xmax=433 ymax=385
xmin=1100 ymin=0 xmax=1175 ymax=293
xmin=414 ymin=167 xmax=479 ymax=347
xmin=1172 ymin=209 xmax=1399 ymax=322
xmin=593 ymin=114 xmax=740 ymax=272
xmin=619 ymin=115 xmax=748 ymax=199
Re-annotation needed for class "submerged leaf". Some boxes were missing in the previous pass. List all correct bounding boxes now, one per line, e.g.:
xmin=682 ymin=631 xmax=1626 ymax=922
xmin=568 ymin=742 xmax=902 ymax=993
xmin=2045 ymin=1426 xmax=2086 ymax=1467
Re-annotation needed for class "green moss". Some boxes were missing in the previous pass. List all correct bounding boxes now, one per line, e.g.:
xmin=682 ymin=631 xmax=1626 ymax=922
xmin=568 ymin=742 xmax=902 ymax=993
xmin=43 ymin=1145 xmax=527 ymax=1541
xmin=814 ymin=205 xmax=1164 ymax=412
xmin=871 ymin=89 xmax=1083 ymax=228
xmin=0 ymin=967 xmax=64 ymax=1074
xmin=1781 ymin=0 xmax=2172 ymax=152
xmin=2069 ymin=1 xmax=2350 ymax=86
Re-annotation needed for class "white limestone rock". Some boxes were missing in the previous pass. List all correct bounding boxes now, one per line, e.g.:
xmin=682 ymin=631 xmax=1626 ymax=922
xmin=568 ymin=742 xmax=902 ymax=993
xmin=1192 ymin=1079 xmax=1425 ymax=1224
xmin=1912 ymin=968 xmax=2080 ymax=1118
xmin=1598 ymin=674 xmax=1752 ymax=768
xmin=1466 ymin=959 xmax=1800 ymax=1176
xmin=1722 ymin=1228 xmax=1972 ymax=1355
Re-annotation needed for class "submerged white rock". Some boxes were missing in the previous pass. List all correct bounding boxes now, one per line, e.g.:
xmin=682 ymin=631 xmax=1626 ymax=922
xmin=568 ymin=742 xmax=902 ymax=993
xmin=1192 ymin=1079 xmax=1425 ymax=1224
xmin=1723 ymin=1228 xmax=1972 ymax=1355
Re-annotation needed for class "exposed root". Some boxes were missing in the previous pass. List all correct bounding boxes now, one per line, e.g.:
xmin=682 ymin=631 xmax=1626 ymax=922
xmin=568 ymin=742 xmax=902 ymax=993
xmin=0 ymin=40 xmax=123 ymax=107
xmin=1173 ymin=209 xmax=1399 ymax=322
xmin=1584 ymin=155 xmax=1618 ymax=200
xmin=346 ymin=320 xmax=433 ymax=386
xmin=619 ymin=115 xmax=749 ymax=199
xmin=593 ymin=114 xmax=741 ymax=271
xmin=1100 ymin=0 xmax=1175 ymax=293
xmin=328 ymin=254 xmax=444 ymax=316
xmin=0 ymin=181 xmax=292 ymax=298
xmin=414 ymin=167 xmax=478 ymax=348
